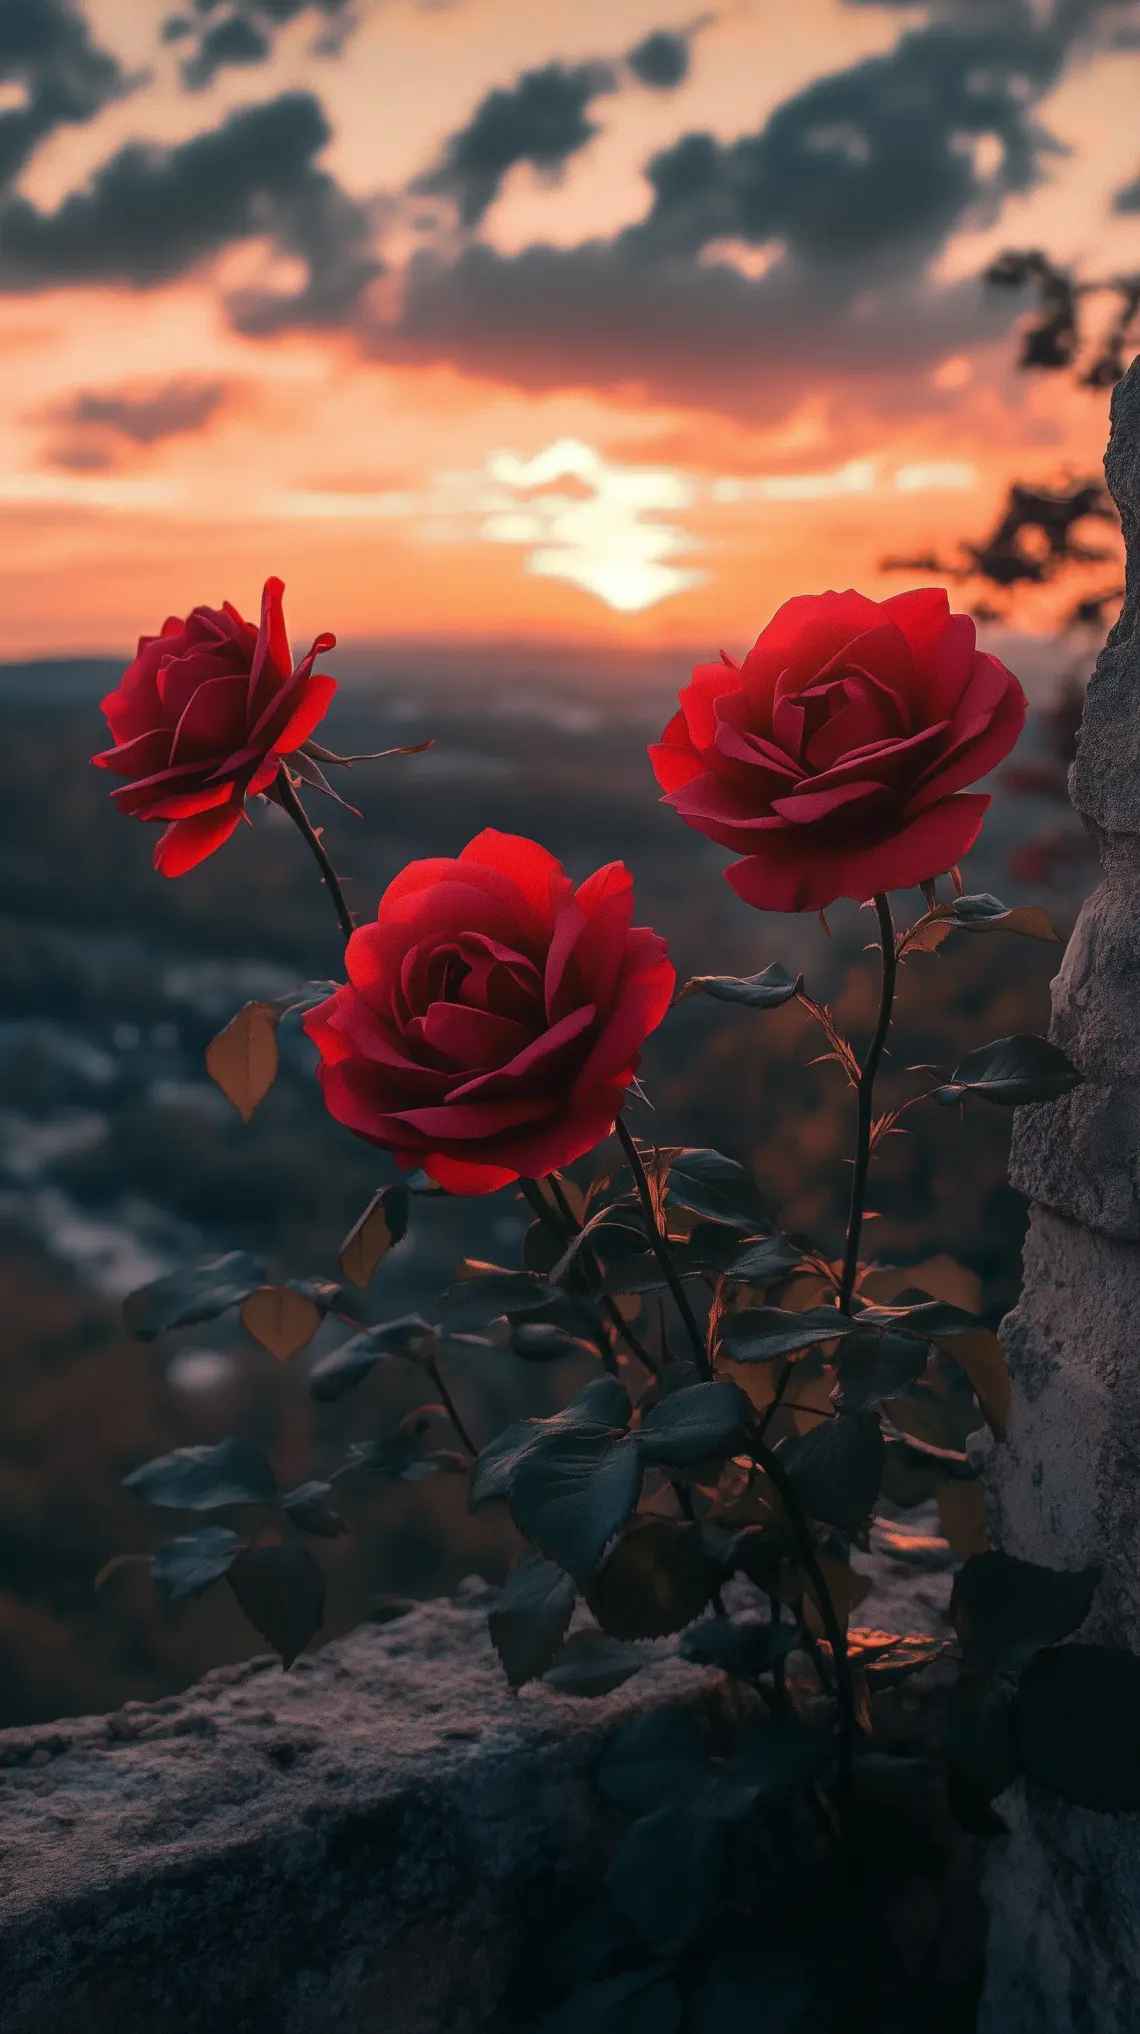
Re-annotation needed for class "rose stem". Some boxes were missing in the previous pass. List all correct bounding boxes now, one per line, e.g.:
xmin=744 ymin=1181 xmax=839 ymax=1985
xmin=518 ymin=1179 xmax=633 ymax=1377
xmin=544 ymin=1172 xmax=658 ymax=1371
xmin=533 ymin=1174 xmax=661 ymax=1376
xmin=615 ymin=1117 xmax=710 ymax=1378
xmin=751 ymin=1434 xmax=857 ymax=1805
xmin=275 ymin=762 xmax=356 ymax=945
xmin=424 ymin=1356 xmax=480 ymax=1460
xmin=837 ymin=891 xmax=897 ymax=1315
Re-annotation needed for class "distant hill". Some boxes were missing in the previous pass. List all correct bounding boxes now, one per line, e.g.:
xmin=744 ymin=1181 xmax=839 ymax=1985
xmin=0 ymin=626 xmax=1071 ymax=719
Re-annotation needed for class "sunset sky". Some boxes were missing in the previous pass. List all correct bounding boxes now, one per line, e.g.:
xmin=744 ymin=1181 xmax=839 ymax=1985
xmin=1 ymin=0 xmax=1138 ymax=657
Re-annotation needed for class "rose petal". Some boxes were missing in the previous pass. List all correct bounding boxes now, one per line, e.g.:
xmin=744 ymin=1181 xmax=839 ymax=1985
xmin=153 ymin=796 xmax=245 ymax=877
xmin=459 ymin=829 xmax=571 ymax=937
xmin=246 ymin=577 xmax=290 ymax=719
xmin=724 ymin=794 xmax=991 ymax=912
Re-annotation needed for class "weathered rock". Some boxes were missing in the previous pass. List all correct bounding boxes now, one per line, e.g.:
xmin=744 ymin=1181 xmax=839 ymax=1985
xmin=0 ymin=1572 xmax=978 ymax=2034
xmin=984 ymin=358 xmax=1140 ymax=2032
xmin=0 ymin=1588 xmax=706 ymax=2034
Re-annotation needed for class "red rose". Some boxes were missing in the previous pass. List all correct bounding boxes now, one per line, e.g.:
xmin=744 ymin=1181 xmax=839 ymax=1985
xmin=650 ymin=588 xmax=1026 ymax=912
xmin=92 ymin=577 xmax=336 ymax=877
xmin=304 ymin=830 xmax=675 ymax=1194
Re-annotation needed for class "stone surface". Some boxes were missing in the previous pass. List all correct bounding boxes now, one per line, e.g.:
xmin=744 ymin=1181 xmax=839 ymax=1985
xmin=0 ymin=1589 xmax=710 ymax=2034
xmin=984 ymin=359 xmax=1140 ymax=2032
xmin=0 ymin=1558 xmax=974 ymax=2034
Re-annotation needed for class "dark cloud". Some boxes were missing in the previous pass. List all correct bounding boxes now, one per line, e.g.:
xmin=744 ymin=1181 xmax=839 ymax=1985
xmin=51 ymin=377 xmax=229 ymax=445
xmin=0 ymin=90 xmax=381 ymax=330
xmin=163 ymin=2 xmax=355 ymax=90
xmin=0 ymin=0 xmax=129 ymax=194
xmin=627 ymin=29 xmax=691 ymax=90
xmin=43 ymin=376 xmax=230 ymax=468
xmin=373 ymin=235 xmax=1012 ymax=416
xmin=364 ymin=0 xmax=1122 ymax=415
xmin=414 ymin=60 xmax=618 ymax=227
xmin=634 ymin=18 xmax=1069 ymax=266
xmin=1114 ymin=169 xmax=1140 ymax=211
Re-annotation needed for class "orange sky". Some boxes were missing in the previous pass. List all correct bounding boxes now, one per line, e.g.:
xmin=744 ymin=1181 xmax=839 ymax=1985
xmin=0 ymin=0 xmax=1136 ymax=658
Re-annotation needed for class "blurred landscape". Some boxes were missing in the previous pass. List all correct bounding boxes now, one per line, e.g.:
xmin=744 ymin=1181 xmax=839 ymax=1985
xmin=0 ymin=638 xmax=1091 ymax=1724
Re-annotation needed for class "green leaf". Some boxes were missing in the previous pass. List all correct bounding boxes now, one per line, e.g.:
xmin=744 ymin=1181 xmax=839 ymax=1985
xmin=680 ymin=1613 xmax=799 ymax=1680
xmin=542 ymin=1629 xmax=648 ymax=1696
xmin=123 ymin=1437 xmax=278 ymax=1511
xmin=510 ymin=1323 xmax=600 ymax=1362
xmin=778 ymin=1412 xmax=884 ymax=1531
xmin=534 ymin=1967 xmax=682 ymax=2034
xmin=595 ymin=1706 xmax=709 ymax=1815
xmin=308 ymin=1315 xmax=436 ymax=1401
xmin=227 ymin=1543 xmax=325 ymax=1669
xmin=150 ymin=1527 xmax=244 ymax=1602
xmin=939 ymin=894 xmax=1058 ymax=942
xmin=273 ymin=978 xmax=342 ymax=1019
xmin=636 ymin=1379 xmax=754 ymax=1467
xmin=723 ymin=1235 xmax=804 ymax=1284
xmin=950 ymin=1551 xmax=1100 ymax=1675
xmin=488 ymin=1550 xmax=577 ymax=1689
xmin=438 ymin=1264 xmax=558 ymax=1331
xmin=1014 ymin=1644 xmax=1140 ymax=1811
xmin=606 ymin=1803 xmax=727 ymax=1956
xmin=510 ymin=1431 xmax=643 ymax=1584
xmin=281 ymin=1481 xmax=348 ymax=1538
xmin=587 ymin=1519 xmax=722 ymax=1639
xmin=832 ymin=1328 xmax=932 ymax=1412
xmin=945 ymin=1676 xmax=1018 ymax=1802
xmin=550 ymin=1207 xmax=646 ymax=1287
xmin=936 ymin=1033 xmax=1083 ymax=1108
xmin=339 ymin=1407 xmax=465 ymax=1482
xmin=123 ymin=1251 xmax=266 ymax=1339
xmin=680 ymin=962 xmax=802 ymax=1010
xmin=470 ymin=1376 xmax=631 ymax=1505
xmin=942 ymin=892 xmax=1011 ymax=923
xmin=720 ymin=1304 xmax=850 ymax=1362
xmin=856 ymin=1296 xmax=980 ymax=1337
xmin=285 ymin=1275 xmax=347 ymax=1313
xmin=664 ymin=1148 xmax=770 ymax=1231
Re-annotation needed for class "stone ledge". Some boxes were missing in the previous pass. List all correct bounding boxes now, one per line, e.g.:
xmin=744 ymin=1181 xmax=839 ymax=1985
xmin=0 ymin=1569 xmax=981 ymax=2034
xmin=0 ymin=1585 xmax=717 ymax=2034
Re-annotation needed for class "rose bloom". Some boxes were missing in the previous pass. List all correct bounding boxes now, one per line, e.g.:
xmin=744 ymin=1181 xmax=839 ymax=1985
xmin=650 ymin=588 xmax=1026 ymax=911
xmin=92 ymin=577 xmax=336 ymax=876
xmin=305 ymin=830 xmax=675 ymax=1194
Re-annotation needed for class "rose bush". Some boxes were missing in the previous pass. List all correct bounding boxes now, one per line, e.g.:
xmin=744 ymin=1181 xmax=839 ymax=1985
xmin=110 ymin=561 xmax=1140 ymax=2027
xmin=649 ymin=586 xmax=1026 ymax=911
xmin=92 ymin=576 xmax=337 ymax=876
xmin=304 ymin=828 xmax=674 ymax=1193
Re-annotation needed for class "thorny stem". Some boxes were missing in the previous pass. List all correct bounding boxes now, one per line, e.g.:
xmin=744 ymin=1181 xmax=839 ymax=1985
xmin=519 ymin=1179 xmax=633 ymax=1376
xmin=426 ymin=1357 xmax=480 ymax=1461
xmin=752 ymin=1435 xmax=857 ymax=1809
xmin=543 ymin=1174 xmax=660 ymax=1372
xmin=838 ymin=893 xmax=897 ymax=1315
xmin=275 ymin=763 xmax=356 ymax=945
xmin=615 ymin=1117 xmax=711 ymax=1378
